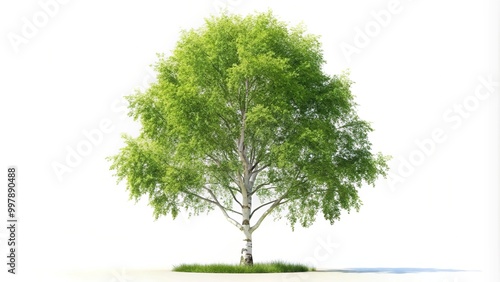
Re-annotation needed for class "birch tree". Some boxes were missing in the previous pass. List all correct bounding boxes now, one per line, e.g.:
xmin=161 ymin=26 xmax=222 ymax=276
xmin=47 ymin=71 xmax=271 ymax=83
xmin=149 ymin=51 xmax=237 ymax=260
xmin=108 ymin=12 xmax=388 ymax=266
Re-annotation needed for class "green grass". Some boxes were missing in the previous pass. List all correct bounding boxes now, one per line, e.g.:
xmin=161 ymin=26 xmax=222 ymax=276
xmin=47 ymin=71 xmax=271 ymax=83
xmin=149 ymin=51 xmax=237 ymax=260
xmin=172 ymin=261 xmax=315 ymax=273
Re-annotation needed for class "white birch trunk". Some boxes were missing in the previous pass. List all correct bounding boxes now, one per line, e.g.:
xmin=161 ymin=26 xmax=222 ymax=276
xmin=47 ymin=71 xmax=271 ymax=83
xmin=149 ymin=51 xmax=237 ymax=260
xmin=240 ymin=188 xmax=253 ymax=266
xmin=240 ymin=226 xmax=253 ymax=265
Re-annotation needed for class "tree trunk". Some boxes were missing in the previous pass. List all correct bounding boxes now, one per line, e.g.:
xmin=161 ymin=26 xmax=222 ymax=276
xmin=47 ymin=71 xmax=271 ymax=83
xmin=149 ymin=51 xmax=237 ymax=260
xmin=240 ymin=193 xmax=253 ymax=266
xmin=240 ymin=229 xmax=253 ymax=266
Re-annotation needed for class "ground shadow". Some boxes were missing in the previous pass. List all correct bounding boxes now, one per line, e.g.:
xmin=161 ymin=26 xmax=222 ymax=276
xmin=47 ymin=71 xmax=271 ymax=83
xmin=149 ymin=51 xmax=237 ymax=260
xmin=317 ymin=268 xmax=476 ymax=274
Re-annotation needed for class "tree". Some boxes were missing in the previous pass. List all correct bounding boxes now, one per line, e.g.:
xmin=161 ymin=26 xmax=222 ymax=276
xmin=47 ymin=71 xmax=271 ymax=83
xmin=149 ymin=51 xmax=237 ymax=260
xmin=108 ymin=11 xmax=388 ymax=266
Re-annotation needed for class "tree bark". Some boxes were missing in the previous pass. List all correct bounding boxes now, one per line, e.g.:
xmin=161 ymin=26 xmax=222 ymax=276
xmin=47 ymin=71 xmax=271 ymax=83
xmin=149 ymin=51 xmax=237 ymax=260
xmin=240 ymin=227 xmax=253 ymax=266
xmin=240 ymin=193 xmax=253 ymax=265
xmin=238 ymin=81 xmax=254 ymax=266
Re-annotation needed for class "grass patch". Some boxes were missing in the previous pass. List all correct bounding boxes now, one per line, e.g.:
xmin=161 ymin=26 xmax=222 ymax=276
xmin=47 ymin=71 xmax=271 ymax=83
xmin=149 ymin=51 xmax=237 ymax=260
xmin=173 ymin=261 xmax=314 ymax=273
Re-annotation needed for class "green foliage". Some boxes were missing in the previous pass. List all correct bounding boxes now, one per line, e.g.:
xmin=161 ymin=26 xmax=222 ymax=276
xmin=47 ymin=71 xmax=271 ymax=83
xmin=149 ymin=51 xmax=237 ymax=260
xmin=172 ymin=261 xmax=313 ymax=273
xmin=108 ymin=11 xmax=388 ymax=228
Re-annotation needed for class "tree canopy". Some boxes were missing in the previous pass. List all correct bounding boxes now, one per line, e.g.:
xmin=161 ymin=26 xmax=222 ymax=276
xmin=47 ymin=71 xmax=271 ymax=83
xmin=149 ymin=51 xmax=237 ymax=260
xmin=108 ymin=11 xmax=388 ymax=264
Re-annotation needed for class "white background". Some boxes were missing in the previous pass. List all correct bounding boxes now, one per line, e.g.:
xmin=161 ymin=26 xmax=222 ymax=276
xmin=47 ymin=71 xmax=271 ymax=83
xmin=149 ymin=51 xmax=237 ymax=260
xmin=0 ymin=0 xmax=498 ymax=281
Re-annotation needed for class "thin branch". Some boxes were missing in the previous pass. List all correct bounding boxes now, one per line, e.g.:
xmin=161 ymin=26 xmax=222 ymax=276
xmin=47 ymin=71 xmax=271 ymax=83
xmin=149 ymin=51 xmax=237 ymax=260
xmin=203 ymin=187 xmax=242 ymax=216
xmin=183 ymin=190 xmax=217 ymax=205
xmin=205 ymin=155 xmax=239 ymax=187
xmin=250 ymin=181 xmax=276 ymax=196
xmin=183 ymin=189 xmax=242 ymax=219
xmin=250 ymin=159 xmax=261 ymax=172
xmin=206 ymin=153 xmax=222 ymax=166
xmin=250 ymin=192 xmax=289 ymax=233
xmin=252 ymin=164 xmax=269 ymax=175
xmin=254 ymin=181 xmax=273 ymax=190
xmin=229 ymin=188 xmax=243 ymax=208
xmin=189 ymin=188 xmax=242 ymax=230
xmin=337 ymin=120 xmax=362 ymax=129
xmin=217 ymin=113 xmax=232 ymax=131
xmin=260 ymin=186 xmax=279 ymax=191
xmin=278 ymin=199 xmax=291 ymax=206
xmin=249 ymin=200 xmax=277 ymax=219
xmin=227 ymin=209 xmax=242 ymax=216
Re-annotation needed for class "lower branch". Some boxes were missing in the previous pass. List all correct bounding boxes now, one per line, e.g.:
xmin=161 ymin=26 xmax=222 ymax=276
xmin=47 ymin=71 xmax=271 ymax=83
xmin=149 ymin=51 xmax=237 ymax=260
xmin=249 ymin=199 xmax=276 ymax=219
xmin=184 ymin=190 xmax=243 ymax=231
xmin=250 ymin=192 xmax=288 ymax=233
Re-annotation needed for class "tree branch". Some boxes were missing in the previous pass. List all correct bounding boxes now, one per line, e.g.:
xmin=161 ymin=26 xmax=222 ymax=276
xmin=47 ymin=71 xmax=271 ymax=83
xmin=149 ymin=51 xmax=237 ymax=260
xmin=250 ymin=192 xmax=289 ymax=233
xmin=249 ymin=199 xmax=276 ymax=219
xmin=182 ymin=189 xmax=243 ymax=225
xmin=206 ymin=153 xmax=222 ymax=166
xmin=228 ymin=188 xmax=243 ymax=208
xmin=203 ymin=187 xmax=242 ymax=216
xmin=183 ymin=190 xmax=217 ymax=205
xmin=251 ymin=164 xmax=269 ymax=175
xmin=205 ymin=154 xmax=240 ymax=188
xmin=336 ymin=120 xmax=365 ymax=131
xmin=250 ymin=181 xmax=276 ymax=196
xmin=250 ymin=159 xmax=260 ymax=172
xmin=189 ymin=188 xmax=243 ymax=230
xmin=217 ymin=113 xmax=232 ymax=131
xmin=237 ymin=79 xmax=251 ymax=198
xmin=249 ymin=145 xmax=257 ymax=168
